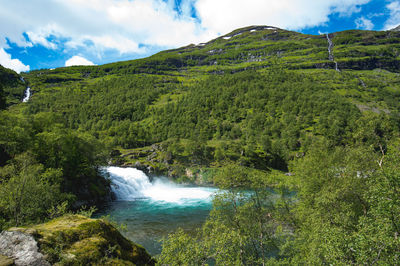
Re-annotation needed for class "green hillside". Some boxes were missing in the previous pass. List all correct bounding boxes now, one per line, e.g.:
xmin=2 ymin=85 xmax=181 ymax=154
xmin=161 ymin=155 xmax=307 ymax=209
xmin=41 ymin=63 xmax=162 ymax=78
xmin=18 ymin=26 xmax=400 ymax=174
xmin=0 ymin=65 xmax=26 ymax=107
xmin=0 ymin=26 xmax=400 ymax=264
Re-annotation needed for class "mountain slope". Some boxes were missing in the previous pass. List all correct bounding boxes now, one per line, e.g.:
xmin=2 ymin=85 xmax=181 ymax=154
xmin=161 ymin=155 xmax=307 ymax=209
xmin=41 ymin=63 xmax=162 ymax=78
xmin=25 ymin=25 xmax=400 ymax=79
xmin=4 ymin=26 xmax=400 ymax=176
xmin=0 ymin=65 xmax=26 ymax=107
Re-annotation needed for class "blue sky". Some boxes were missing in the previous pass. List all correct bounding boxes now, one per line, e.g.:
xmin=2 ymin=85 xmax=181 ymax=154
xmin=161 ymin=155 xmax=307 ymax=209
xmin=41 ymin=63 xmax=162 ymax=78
xmin=0 ymin=0 xmax=399 ymax=73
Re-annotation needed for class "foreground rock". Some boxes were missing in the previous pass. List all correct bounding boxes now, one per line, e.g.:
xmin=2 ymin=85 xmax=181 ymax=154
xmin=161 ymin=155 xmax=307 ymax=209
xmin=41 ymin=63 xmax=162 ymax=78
xmin=0 ymin=215 xmax=155 ymax=265
xmin=0 ymin=230 xmax=49 ymax=265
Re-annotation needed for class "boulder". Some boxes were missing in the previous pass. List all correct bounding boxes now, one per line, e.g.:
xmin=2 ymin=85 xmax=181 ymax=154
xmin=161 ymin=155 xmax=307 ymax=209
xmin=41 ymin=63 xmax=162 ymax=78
xmin=0 ymin=231 xmax=49 ymax=266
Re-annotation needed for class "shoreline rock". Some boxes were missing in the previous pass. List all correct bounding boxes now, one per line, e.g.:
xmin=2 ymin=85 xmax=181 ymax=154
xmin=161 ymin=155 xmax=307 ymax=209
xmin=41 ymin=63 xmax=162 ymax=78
xmin=0 ymin=231 xmax=49 ymax=266
xmin=0 ymin=215 xmax=155 ymax=265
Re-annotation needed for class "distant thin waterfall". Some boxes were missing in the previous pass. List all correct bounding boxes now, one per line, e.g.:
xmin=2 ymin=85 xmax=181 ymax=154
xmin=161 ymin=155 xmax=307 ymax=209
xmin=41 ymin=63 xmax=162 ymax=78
xmin=326 ymin=34 xmax=340 ymax=72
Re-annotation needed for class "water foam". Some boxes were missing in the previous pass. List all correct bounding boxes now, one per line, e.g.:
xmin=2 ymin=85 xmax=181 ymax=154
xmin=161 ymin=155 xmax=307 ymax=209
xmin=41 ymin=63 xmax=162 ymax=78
xmin=105 ymin=166 xmax=216 ymax=204
xmin=22 ymin=87 xmax=31 ymax=102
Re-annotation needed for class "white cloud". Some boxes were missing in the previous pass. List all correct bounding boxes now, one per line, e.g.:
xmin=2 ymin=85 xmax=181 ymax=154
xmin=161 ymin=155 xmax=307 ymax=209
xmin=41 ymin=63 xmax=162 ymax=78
xmin=90 ymin=35 xmax=143 ymax=54
xmin=0 ymin=0 xmax=214 ymax=57
xmin=25 ymin=25 xmax=59 ymax=50
xmin=355 ymin=16 xmax=374 ymax=30
xmin=366 ymin=12 xmax=384 ymax=19
xmin=0 ymin=48 xmax=30 ymax=73
xmin=103 ymin=0 xmax=213 ymax=46
xmin=65 ymin=55 xmax=95 ymax=66
xmin=384 ymin=1 xmax=400 ymax=30
xmin=194 ymin=0 xmax=370 ymax=34
xmin=66 ymin=35 xmax=145 ymax=54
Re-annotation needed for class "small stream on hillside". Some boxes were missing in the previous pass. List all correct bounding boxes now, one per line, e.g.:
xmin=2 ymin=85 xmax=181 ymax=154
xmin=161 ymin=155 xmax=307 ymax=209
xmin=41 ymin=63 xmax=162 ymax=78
xmin=94 ymin=167 xmax=218 ymax=255
xmin=326 ymin=34 xmax=340 ymax=72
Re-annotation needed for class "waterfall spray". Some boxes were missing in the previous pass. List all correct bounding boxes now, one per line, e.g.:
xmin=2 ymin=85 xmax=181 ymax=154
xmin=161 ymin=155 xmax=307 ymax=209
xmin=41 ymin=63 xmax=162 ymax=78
xmin=22 ymin=87 xmax=31 ymax=102
xmin=105 ymin=166 xmax=216 ymax=204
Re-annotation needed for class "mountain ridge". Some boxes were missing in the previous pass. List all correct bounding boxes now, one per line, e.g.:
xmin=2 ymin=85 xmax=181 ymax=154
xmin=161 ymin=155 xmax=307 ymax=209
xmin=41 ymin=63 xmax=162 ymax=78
xmin=18 ymin=25 xmax=399 ymax=79
xmin=390 ymin=24 xmax=400 ymax=31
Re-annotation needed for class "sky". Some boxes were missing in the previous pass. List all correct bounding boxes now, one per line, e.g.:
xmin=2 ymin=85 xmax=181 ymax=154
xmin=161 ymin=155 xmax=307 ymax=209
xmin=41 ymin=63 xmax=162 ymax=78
xmin=0 ymin=0 xmax=399 ymax=73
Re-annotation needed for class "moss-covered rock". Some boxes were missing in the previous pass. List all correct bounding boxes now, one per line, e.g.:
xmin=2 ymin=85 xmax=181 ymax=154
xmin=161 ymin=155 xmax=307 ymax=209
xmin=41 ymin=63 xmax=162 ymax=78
xmin=9 ymin=215 xmax=155 ymax=265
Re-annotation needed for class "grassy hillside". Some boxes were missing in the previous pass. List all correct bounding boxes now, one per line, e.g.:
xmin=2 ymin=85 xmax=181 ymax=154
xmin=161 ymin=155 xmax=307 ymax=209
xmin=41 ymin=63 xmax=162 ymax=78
xmin=12 ymin=26 xmax=399 ymax=176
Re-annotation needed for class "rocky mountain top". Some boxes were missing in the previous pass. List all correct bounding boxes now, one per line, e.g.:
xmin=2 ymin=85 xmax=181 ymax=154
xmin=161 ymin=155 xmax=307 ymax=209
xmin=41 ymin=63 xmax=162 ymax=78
xmin=390 ymin=25 xmax=400 ymax=31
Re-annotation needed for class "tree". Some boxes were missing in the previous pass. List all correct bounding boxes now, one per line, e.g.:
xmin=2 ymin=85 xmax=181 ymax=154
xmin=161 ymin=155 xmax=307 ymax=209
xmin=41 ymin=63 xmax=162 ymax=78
xmin=287 ymin=141 xmax=400 ymax=264
xmin=0 ymin=83 xmax=6 ymax=110
xmin=33 ymin=129 xmax=109 ymax=204
xmin=0 ymin=153 xmax=65 ymax=228
xmin=353 ymin=149 xmax=400 ymax=264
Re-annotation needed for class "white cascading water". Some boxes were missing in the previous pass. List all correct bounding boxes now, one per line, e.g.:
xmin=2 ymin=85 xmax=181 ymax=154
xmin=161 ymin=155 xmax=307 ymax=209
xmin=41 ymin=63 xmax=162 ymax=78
xmin=22 ymin=87 xmax=31 ymax=102
xmin=105 ymin=166 xmax=215 ymax=204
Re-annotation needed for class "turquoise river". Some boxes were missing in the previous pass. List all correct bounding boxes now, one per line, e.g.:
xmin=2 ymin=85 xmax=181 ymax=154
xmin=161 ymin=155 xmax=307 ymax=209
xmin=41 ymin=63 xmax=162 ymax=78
xmin=95 ymin=166 xmax=218 ymax=255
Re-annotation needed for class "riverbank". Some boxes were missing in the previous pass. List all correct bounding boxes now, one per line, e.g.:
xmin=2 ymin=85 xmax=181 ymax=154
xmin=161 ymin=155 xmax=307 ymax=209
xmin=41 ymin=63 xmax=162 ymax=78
xmin=109 ymin=143 xmax=222 ymax=185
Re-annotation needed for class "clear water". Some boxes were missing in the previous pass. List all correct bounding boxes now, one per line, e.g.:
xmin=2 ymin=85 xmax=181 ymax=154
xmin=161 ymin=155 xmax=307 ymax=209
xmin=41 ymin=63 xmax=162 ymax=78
xmin=95 ymin=167 xmax=217 ymax=255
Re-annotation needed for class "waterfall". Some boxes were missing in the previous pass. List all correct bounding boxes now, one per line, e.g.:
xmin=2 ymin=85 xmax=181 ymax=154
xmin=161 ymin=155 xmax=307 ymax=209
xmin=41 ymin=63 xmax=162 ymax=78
xmin=326 ymin=34 xmax=340 ymax=72
xmin=104 ymin=166 xmax=216 ymax=204
xmin=326 ymin=34 xmax=334 ymax=61
xmin=22 ymin=87 xmax=31 ymax=102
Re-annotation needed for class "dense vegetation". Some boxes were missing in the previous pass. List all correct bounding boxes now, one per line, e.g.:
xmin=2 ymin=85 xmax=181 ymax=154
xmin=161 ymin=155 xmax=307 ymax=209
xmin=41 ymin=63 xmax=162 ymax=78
xmin=0 ymin=65 xmax=26 ymax=106
xmin=0 ymin=26 xmax=400 ymax=264
xmin=0 ymin=110 xmax=111 ymax=229
xmin=0 ymin=70 xmax=111 ymax=229
xmin=159 ymin=144 xmax=400 ymax=264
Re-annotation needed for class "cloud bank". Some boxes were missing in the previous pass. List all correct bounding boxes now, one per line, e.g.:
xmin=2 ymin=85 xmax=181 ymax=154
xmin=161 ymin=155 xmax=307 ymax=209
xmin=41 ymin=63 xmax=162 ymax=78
xmin=0 ymin=49 xmax=30 ymax=73
xmin=65 ymin=55 xmax=95 ymax=67
xmin=355 ymin=16 xmax=374 ymax=30
xmin=195 ymin=0 xmax=370 ymax=34
xmin=384 ymin=1 xmax=400 ymax=30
